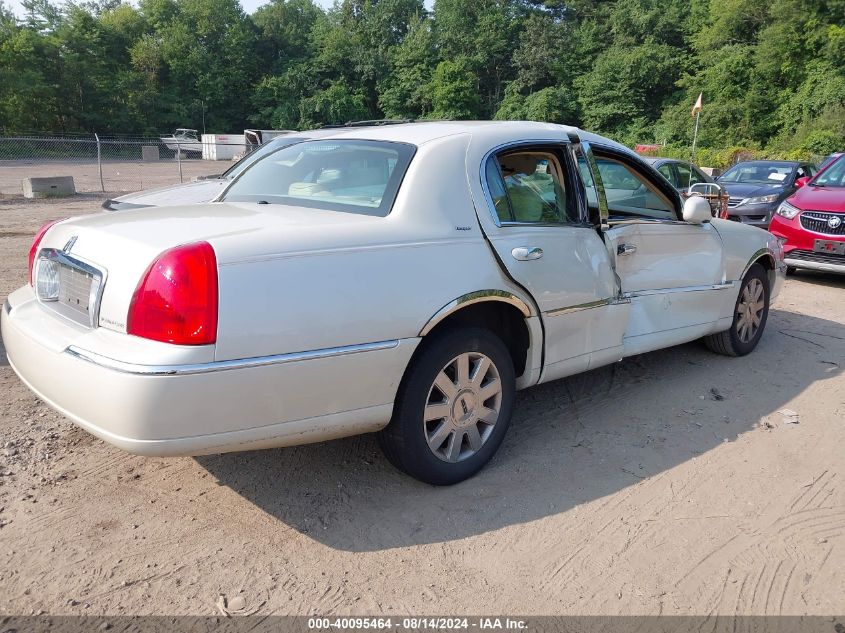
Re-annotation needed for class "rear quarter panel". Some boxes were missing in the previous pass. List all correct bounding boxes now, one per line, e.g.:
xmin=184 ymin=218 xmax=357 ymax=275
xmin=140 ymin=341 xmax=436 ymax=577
xmin=213 ymin=134 xmax=532 ymax=361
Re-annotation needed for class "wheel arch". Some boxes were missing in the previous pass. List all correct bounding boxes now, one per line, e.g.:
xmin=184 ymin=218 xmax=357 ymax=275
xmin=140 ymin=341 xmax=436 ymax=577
xmin=741 ymin=248 xmax=777 ymax=288
xmin=418 ymin=291 xmax=535 ymax=380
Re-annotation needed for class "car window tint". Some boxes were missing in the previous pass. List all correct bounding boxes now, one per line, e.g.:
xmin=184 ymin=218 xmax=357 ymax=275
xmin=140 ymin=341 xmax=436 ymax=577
xmin=490 ymin=150 xmax=577 ymax=224
xmin=594 ymin=157 xmax=676 ymax=221
xmin=222 ymin=140 xmax=415 ymax=216
xmin=657 ymin=164 xmax=677 ymax=187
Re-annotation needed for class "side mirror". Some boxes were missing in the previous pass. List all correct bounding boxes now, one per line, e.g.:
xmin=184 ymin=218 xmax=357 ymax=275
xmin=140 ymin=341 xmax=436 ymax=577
xmin=682 ymin=195 xmax=712 ymax=224
xmin=795 ymin=176 xmax=810 ymax=188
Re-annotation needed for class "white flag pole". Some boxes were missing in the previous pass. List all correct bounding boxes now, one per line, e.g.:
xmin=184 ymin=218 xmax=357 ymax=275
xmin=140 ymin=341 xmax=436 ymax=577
xmin=689 ymin=109 xmax=701 ymax=190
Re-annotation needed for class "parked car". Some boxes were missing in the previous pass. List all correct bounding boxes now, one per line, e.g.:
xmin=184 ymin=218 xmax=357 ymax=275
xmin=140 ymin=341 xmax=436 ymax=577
xmin=716 ymin=160 xmax=817 ymax=228
xmin=818 ymin=152 xmax=843 ymax=172
xmin=769 ymin=154 xmax=845 ymax=275
xmin=1 ymin=122 xmax=785 ymax=485
xmin=103 ymin=129 xmax=344 ymax=211
xmin=642 ymin=157 xmax=727 ymax=216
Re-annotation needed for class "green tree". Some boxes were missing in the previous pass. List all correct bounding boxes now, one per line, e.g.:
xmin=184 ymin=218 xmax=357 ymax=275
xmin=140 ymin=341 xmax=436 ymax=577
xmin=427 ymin=57 xmax=478 ymax=120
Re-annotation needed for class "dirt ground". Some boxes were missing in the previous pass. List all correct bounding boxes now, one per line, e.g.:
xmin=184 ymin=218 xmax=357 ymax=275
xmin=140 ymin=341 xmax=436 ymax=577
xmin=0 ymin=193 xmax=843 ymax=617
xmin=0 ymin=160 xmax=225 ymax=195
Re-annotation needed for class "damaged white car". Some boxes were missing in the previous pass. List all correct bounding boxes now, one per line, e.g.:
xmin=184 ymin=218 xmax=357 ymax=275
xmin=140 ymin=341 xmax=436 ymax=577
xmin=1 ymin=122 xmax=785 ymax=484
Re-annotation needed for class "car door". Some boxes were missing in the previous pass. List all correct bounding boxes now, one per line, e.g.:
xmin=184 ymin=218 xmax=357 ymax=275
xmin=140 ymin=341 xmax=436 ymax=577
xmin=472 ymin=142 xmax=629 ymax=383
xmin=587 ymin=147 xmax=731 ymax=356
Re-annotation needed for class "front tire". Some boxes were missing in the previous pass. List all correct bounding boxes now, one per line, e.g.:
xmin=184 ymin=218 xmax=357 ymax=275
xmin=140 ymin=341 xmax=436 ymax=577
xmin=378 ymin=326 xmax=515 ymax=485
xmin=704 ymin=263 xmax=770 ymax=356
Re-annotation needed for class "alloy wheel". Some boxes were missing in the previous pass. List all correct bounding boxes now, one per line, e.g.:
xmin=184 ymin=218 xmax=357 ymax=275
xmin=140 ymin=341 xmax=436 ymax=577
xmin=423 ymin=352 xmax=502 ymax=463
xmin=736 ymin=277 xmax=765 ymax=343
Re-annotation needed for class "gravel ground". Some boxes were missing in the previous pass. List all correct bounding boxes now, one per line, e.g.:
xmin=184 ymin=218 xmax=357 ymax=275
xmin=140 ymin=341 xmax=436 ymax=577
xmin=0 ymin=193 xmax=843 ymax=616
xmin=0 ymin=160 xmax=225 ymax=195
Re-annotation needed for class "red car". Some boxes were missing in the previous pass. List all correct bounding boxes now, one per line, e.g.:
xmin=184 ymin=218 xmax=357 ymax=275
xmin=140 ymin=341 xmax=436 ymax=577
xmin=769 ymin=154 xmax=845 ymax=275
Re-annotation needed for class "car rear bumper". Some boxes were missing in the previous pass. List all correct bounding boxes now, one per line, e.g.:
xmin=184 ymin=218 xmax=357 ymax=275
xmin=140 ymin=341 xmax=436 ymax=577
xmin=2 ymin=291 xmax=417 ymax=456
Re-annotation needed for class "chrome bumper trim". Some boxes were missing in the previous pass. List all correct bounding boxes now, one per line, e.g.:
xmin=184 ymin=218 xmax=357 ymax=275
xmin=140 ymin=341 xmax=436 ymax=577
xmin=784 ymin=258 xmax=845 ymax=273
xmin=65 ymin=339 xmax=401 ymax=376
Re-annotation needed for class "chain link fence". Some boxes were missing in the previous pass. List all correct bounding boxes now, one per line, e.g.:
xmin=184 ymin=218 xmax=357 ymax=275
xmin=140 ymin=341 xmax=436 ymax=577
xmin=0 ymin=134 xmax=252 ymax=196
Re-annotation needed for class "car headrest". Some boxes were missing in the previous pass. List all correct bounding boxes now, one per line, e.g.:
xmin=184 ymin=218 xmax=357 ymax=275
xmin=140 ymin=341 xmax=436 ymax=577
xmin=500 ymin=155 xmax=540 ymax=177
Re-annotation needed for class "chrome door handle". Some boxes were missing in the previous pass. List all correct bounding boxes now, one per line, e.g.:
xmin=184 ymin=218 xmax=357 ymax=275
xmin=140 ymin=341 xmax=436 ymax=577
xmin=511 ymin=246 xmax=544 ymax=261
xmin=617 ymin=243 xmax=637 ymax=256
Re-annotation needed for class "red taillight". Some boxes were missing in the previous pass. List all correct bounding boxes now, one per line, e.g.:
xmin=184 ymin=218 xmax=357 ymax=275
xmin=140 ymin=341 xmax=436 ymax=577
xmin=127 ymin=242 xmax=218 ymax=346
xmin=28 ymin=219 xmax=64 ymax=285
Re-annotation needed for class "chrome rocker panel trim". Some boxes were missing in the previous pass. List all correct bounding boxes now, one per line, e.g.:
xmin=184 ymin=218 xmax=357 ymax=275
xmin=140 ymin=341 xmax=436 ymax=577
xmin=622 ymin=281 xmax=736 ymax=299
xmin=65 ymin=339 xmax=401 ymax=377
xmin=544 ymin=296 xmax=630 ymax=318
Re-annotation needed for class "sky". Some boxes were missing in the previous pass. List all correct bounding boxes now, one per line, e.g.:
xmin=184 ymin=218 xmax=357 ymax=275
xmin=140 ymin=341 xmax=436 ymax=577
xmin=5 ymin=0 xmax=338 ymax=18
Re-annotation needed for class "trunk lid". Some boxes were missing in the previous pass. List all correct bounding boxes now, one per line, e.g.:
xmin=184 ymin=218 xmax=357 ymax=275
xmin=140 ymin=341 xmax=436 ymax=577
xmin=39 ymin=202 xmax=393 ymax=334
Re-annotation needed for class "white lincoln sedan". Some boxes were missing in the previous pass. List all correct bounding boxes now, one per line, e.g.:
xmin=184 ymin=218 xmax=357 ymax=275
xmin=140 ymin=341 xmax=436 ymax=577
xmin=1 ymin=122 xmax=785 ymax=484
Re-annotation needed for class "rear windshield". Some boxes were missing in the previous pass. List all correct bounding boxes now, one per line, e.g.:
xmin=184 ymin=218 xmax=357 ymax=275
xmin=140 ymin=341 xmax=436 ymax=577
xmin=221 ymin=136 xmax=306 ymax=179
xmin=222 ymin=139 xmax=416 ymax=216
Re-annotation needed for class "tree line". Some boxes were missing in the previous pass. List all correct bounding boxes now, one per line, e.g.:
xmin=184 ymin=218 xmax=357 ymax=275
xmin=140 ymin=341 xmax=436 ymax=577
xmin=0 ymin=0 xmax=843 ymax=161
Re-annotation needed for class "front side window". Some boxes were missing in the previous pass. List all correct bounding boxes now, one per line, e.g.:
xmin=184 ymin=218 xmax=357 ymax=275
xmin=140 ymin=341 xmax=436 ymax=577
xmin=486 ymin=149 xmax=578 ymax=224
xmin=222 ymin=140 xmax=415 ymax=217
xmin=657 ymin=164 xmax=677 ymax=187
xmin=594 ymin=156 xmax=676 ymax=221
xmin=796 ymin=164 xmax=814 ymax=179
xmin=675 ymin=163 xmax=706 ymax=188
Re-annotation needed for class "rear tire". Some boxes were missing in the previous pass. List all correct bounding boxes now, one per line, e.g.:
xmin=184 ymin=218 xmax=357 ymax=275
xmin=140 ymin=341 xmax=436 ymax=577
xmin=378 ymin=326 xmax=515 ymax=485
xmin=704 ymin=263 xmax=770 ymax=357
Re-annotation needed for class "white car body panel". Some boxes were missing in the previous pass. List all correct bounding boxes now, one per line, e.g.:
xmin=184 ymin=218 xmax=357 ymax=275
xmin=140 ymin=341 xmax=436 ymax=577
xmin=1 ymin=121 xmax=785 ymax=457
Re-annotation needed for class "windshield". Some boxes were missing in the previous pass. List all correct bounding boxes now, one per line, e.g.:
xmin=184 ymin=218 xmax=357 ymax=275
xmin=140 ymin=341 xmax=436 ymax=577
xmin=222 ymin=139 xmax=415 ymax=216
xmin=812 ymin=156 xmax=845 ymax=187
xmin=719 ymin=162 xmax=794 ymax=185
xmin=221 ymin=136 xmax=305 ymax=179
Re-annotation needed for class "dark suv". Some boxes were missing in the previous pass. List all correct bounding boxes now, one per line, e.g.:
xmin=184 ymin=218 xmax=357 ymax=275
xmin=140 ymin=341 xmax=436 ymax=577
xmin=716 ymin=160 xmax=817 ymax=228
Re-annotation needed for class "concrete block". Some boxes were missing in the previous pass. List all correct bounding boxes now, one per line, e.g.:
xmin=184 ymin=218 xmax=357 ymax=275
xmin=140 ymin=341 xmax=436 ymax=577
xmin=141 ymin=145 xmax=160 ymax=161
xmin=22 ymin=176 xmax=75 ymax=199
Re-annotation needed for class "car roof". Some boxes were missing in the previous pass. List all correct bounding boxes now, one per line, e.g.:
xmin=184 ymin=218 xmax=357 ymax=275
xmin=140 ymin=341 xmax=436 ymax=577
xmin=641 ymin=157 xmax=685 ymax=165
xmin=303 ymin=120 xmax=618 ymax=149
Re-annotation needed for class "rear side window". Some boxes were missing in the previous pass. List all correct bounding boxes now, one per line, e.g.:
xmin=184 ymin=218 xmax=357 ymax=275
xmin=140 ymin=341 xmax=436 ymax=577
xmin=222 ymin=140 xmax=415 ymax=217
xmin=485 ymin=149 xmax=579 ymax=224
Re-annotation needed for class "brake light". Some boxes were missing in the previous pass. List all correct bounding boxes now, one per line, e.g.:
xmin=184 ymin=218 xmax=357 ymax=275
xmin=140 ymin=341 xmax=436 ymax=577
xmin=127 ymin=242 xmax=218 ymax=345
xmin=28 ymin=219 xmax=64 ymax=285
